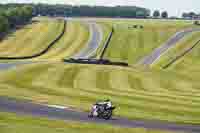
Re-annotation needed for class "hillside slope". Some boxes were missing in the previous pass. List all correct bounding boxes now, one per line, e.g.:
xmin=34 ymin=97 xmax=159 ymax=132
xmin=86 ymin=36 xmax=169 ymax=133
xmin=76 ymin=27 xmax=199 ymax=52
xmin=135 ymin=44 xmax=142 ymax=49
xmin=0 ymin=18 xmax=64 ymax=57
xmin=101 ymin=19 xmax=197 ymax=64
xmin=0 ymin=63 xmax=200 ymax=124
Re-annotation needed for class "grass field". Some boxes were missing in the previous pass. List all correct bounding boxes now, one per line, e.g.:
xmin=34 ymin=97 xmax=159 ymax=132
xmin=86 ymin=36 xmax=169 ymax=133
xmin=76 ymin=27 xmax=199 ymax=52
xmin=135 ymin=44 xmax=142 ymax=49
xmin=0 ymin=17 xmax=64 ymax=57
xmin=1 ymin=63 xmax=200 ymax=124
xmin=36 ymin=21 xmax=90 ymax=60
xmin=152 ymin=31 xmax=200 ymax=79
xmin=1 ymin=17 xmax=200 ymax=130
xmin=0 ymin=112 xmax=178 ymax=133
xmin=0 ymin=17 xmax=90 ymax=60
xmin=170 ymin=41 xmax=200 ymax=77
xmin=99 ymin=19 xmax=197 ymax=64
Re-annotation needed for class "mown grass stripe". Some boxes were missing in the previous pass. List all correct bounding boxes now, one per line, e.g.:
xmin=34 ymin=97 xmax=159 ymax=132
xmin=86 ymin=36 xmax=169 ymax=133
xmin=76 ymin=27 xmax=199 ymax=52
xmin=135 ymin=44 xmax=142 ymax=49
xmin=38 ymin=21 xmax=78 ymax=59
xmin=0 ymin=18 xmax=66 ymax=59
xmin=0 ymin=22 xmax=45 ymax=56
xmin=96 ymin=69 xmax=111 ymax=90
xmin=28 ymin=20 xmax=63 ymax=55
xmin=72 ymin=87 xmax=200 ymax=113
xmin=73 ymin=65 xmax=96 ymax=89
xmin=109 ymin=70 xmax=132 ymax=91
xmin=58 ymin=65 xmax=82 ymax=88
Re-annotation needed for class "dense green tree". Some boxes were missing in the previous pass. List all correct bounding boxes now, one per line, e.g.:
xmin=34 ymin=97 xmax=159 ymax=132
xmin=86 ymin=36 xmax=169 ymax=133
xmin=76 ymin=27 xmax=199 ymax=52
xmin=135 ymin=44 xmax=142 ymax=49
xmin=5 ymin=8 xmax=20 ymax=27
xmin=161 ymin=11 xmax=168 ymax=18
xmin=32 ymin=4 xmax=150 ymax=18
xmin=188 ymin=12 xmax=197 ymax=19
xmin=182 ymin=12 xmax=198 ymax=19
xmin=0 ymin=5 xmax=33 ymax=34
xmin=21 ymin=6 xmax=33 ymax=21
xmin=0 ymin=15 xmax=9 ymax=33
xmin=182 ymin=12 xmax=188 ymax=18
xmin=188 ymin=12 xmax=196 ymax=17
xmin=0 ymin=3 xmax=150 ymax=35
xmin=153 ymin=10 xmax=160 ymax=18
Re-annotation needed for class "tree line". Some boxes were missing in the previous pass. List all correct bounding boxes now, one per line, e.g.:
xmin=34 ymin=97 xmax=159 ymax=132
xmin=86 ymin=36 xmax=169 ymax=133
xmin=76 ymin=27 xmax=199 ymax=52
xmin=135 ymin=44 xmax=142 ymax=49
xmin=182 ymin=12 xmax=200 ymax=19
xmin=0 ymin=3 xmax=150 ymax=36
xmin=153 ymin=10 xmax=168 ymax=18
xmin=32 ymin=4 xmax=150 ymax=18
xmin=152 ymin=10 xmax=200 ymax=20
xmin=0 ymin=4 xmax=33 ymax=35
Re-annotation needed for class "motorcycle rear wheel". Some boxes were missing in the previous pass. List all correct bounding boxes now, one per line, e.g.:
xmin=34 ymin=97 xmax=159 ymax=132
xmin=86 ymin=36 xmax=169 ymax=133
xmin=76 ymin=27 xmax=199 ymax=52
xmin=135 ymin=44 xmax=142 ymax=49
xmin=88 ymin=111 xmax=94 ymax=118
xmin=102 ymin=110 xmax=112 ymax=120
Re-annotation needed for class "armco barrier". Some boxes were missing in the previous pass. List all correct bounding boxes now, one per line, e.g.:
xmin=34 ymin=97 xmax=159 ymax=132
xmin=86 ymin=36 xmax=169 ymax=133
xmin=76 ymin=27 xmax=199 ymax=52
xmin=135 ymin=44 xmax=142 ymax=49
xmin=0 ymin=20 xmax=66 ymax=60
xmin=100 ymin=27 xmax=114 ymax=59
xmin=162 ymin=39 xmax=200 ymax=69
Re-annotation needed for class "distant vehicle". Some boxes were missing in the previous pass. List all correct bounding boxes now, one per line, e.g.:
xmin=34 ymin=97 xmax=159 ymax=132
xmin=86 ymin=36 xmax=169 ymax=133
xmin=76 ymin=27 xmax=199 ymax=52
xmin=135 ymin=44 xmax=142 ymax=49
xmin=63 ymin=58 xmax=128 ymax=67
xmin=128 ymin=25 xmax=144 ymax=29
xmin=88 ymin=99 xmax=116 ymax=120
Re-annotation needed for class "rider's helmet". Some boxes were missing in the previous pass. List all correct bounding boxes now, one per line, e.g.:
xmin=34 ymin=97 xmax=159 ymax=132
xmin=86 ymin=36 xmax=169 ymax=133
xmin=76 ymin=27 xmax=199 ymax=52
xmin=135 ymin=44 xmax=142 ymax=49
xmin=105 ymin=99 xmax=110 ymax=102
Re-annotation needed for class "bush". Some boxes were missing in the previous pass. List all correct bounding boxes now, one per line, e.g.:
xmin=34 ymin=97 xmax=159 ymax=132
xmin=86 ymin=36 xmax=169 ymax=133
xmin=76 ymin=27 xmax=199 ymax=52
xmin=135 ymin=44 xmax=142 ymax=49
xmin=0 ymin=15 xmax=9 ymax=33
xmin=0 ymin=5 xmax=33 ymax=34
xmin=194 ymin=21 xmax=200 ymax=25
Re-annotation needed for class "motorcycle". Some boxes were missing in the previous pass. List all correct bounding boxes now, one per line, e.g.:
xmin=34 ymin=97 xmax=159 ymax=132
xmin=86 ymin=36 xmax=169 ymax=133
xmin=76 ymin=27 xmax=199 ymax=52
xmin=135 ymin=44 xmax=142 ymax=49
xmin=88 ymin=101 xmax=115 ymax=120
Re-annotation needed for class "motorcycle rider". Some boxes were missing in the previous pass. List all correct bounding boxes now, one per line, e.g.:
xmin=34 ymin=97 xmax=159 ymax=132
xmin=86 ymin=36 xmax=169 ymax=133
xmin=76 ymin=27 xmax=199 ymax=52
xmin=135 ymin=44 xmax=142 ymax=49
xmin=92 ymin=99 xmax=112 ymax=116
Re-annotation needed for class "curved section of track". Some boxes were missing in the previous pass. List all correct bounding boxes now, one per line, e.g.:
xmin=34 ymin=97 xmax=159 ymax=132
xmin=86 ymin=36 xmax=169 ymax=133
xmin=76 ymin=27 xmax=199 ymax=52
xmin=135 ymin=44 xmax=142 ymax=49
xmin=72 ymin=21 xmax=103 ymax=59
xmin=138 ymin=27 xmax=200 ymax=66
xmin=0 ymin=21 xmax=102 ymax=70
xmin=0 ymin=97 xmax=200 ymax=132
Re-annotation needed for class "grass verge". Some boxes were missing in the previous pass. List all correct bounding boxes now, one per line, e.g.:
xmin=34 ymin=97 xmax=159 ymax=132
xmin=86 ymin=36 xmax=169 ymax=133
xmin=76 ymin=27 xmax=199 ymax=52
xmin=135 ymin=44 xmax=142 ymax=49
xmin=0 ymin=111 xmax=180 ymax=133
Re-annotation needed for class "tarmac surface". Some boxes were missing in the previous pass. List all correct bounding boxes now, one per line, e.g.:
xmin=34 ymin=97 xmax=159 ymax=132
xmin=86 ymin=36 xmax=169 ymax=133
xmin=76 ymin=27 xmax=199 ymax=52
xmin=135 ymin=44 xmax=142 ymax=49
xmin=138 ymin=28 xmax=200 ymax=66
xmin=0 ymin=97 xmax=200 ymax=132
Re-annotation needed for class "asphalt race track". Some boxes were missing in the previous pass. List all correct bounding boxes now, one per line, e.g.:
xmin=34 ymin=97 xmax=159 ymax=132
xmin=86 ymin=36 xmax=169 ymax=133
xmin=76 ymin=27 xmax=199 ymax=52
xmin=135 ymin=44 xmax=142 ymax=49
xmin=72 ymin=21 xmax=103 ymax=59
xmin=0 ymin=20 xmax=102 ymax=70
xmin=138 ymin=28 xmax=200 ymax=66
xmin=0 ymin=97 xmax=200 ymax=132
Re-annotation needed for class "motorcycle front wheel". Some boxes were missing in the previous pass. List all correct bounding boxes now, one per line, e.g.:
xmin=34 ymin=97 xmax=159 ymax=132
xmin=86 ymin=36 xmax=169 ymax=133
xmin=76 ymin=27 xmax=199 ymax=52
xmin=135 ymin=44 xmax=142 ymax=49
xmin=102 ymin=110 xmax=112 ymax=120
